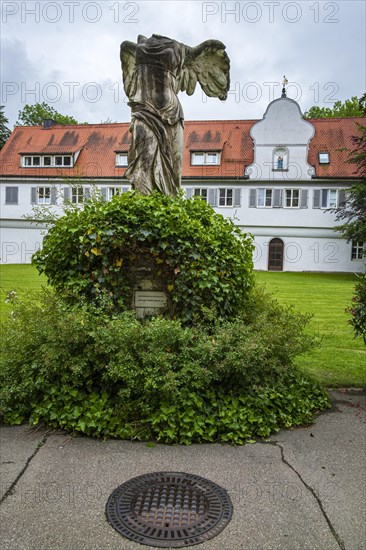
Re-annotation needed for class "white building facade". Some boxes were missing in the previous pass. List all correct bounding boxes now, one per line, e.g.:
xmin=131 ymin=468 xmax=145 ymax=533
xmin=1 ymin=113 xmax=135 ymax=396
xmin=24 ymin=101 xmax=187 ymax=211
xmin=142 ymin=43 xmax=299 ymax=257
xmin=0 ymin=98 xmax=365 ymax=272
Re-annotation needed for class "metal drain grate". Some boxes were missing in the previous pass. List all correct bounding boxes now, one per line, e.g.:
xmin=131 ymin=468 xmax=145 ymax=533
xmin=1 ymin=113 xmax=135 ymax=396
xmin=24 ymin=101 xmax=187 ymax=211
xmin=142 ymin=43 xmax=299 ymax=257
xmin=105 ymin=471 xmax=233 ymax=548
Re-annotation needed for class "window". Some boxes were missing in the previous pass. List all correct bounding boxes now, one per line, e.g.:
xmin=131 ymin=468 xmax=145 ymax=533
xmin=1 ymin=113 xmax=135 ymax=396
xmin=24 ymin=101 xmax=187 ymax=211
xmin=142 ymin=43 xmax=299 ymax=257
xmin=108 ymin=187 xmax=122 ymax=200
xmin=100 ymin=186 xmax=129 ymax=201
xmin=37 ymin=187 xmax=51 ymax=204
xmin=218 ymin=188 xmax=241 ymax=207
xmin=191 ymin=152 xmax=220 ymax=165
xmin=23 ymin=156 xmax=40 ymax=167
xmin=72 ymin=187 xmax=84 ymax=204
xmin=186 ymin=187 xmax=240 ymax=207
xmin=319 ymin=152 xmax=330 ymax=164
xmin=63 ymin=186 xmax=90 ymax=203
xmin=322 ymin=189 xmax=337 ymax=208
xmin=31 ymin=187 xmax=56 ymax=205
xmin=116 ymin=153 xmax=128 ymax=167
xmin=285 ymin=189 xmax=300 ymax=208
xmin=193 ymin=188 xmax=208 ymax=203
xmin=257 ymin=189 xmax=273 ymax=207
xmin=5 ymin=187 xmax=18 ymax=205
xmin=219 ymin=188 xmax=233 ymax=207
xmin=351 ymin=241 xmax=365 ymax=260
xmin=55 ymin=156 xmax=71 ymax=166
xmin=21 ymin=155 xmax=73 ymax=167
xmin=313 ymin=189 xmax=345 ymax=209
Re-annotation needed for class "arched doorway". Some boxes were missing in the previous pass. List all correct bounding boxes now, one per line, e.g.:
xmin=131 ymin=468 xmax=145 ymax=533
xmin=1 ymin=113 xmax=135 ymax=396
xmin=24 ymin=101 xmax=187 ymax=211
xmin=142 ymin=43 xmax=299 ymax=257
xmin=268 ymin=238 xmax=284 ymax=271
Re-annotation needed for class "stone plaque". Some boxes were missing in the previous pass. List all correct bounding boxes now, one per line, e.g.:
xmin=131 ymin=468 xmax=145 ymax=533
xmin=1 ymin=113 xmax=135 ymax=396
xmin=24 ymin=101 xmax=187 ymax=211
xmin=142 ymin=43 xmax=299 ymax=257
xmin=134 ymin=289 xmax=168 ymax=318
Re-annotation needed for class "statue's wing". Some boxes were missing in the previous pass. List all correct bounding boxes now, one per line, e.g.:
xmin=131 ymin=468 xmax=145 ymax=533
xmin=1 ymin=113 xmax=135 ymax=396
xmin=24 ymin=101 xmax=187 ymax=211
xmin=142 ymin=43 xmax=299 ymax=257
xmin=180 ymin=40 xmax=230 ymax=100
xmin=120 ymin=40 xmax=137 ymax=97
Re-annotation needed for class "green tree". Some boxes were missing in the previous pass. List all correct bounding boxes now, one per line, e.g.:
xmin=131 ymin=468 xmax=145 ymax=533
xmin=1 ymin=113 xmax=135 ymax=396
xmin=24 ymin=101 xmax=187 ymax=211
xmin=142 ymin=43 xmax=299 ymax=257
xmin=16 ymin=102 xmax=80 ymax=126
xmin=304 ymin=96 xmax=366 ymax=118
xmin=0 ymin=106 xmax=11 ymax=149
xmin=331 ymin=124 xmax=366 ymax=243
xmin=330 ymin=124 xmax=366 ymax=345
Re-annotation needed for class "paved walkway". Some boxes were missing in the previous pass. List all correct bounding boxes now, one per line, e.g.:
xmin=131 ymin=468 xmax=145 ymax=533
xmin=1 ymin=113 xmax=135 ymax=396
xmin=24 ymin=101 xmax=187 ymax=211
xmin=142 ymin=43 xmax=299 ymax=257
xmin=1 ymin=389 xmax=365 ymax=550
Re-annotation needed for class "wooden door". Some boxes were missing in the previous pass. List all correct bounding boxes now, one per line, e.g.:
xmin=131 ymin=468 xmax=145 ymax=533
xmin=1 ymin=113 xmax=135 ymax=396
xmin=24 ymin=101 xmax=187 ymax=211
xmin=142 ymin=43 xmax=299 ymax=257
xmin=268 ymin=238 xmax=284 ymax=271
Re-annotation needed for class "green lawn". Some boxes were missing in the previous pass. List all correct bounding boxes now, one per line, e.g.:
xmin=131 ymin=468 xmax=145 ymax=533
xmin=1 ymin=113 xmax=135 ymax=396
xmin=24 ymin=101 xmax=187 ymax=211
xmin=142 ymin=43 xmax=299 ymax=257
xmin=256 ymin=272 xmax=365 ymax=388
xmin=0 ymin=265 xmax=364 ymax=387
xmin=0 ymin=264 xmax=46 ymax=319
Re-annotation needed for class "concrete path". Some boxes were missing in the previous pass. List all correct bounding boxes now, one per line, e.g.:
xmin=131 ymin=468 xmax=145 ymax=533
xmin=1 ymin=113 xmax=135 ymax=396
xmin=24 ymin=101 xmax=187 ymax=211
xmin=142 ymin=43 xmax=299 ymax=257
xmin=1 ymin=390 xmax=365 ymax=550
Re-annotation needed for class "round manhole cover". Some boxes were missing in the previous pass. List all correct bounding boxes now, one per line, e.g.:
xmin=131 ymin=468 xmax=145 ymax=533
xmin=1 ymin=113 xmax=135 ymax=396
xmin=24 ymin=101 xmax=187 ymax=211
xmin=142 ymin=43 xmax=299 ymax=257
xmin=105 ymin=471 xmax=233 ymax=547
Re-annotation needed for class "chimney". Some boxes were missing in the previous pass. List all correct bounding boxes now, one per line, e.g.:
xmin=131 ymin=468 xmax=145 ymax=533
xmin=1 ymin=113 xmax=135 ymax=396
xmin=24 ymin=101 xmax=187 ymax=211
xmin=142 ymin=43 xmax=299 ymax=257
xmin=43 ymin=119 xmax=57 ymax=129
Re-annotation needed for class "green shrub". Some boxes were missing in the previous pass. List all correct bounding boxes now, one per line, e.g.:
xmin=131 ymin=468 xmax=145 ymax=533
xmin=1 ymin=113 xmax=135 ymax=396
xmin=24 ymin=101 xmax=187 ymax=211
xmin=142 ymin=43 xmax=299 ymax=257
xmin=32 ymin=191 xmax=254 ymax=324
xmin=0 ymin=287 xmax=329 ymax=442
xmin=149 ymin=375 xmax=330 ymax=445
xmin=348 ymin=273 xmax=366 ymax=344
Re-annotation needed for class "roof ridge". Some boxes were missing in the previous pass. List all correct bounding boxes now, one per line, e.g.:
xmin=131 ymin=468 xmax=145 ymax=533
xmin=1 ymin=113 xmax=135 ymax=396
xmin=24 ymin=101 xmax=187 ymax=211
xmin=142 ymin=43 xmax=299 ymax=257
xmin=309 ymin=116 xmax=366 ymax=122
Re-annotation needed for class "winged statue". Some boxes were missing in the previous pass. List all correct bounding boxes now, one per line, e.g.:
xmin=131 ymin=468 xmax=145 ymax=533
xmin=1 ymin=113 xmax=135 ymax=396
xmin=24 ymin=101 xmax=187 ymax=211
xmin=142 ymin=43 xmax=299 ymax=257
xmin=120 ymin=34 xmax=230 ymax=196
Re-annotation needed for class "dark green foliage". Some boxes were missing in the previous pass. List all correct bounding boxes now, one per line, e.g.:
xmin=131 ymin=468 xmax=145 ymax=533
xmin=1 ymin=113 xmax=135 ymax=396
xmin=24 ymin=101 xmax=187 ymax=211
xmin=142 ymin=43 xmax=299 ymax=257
xmin=330 ymin=124 xmax=366 ymax=345
xmin=304 ymin=96 xmax=366 ymax=118
xmin=0 ymin=288 xmax=329 ymax=442
xmin=347 ymin=274 xmax=366 ymax=345
xmin=32 ymin=191 xmax=254 ymax=325
xmin=331 ymin=124 xmax=366 ymax=244
xmin=0 ymin=105 xmax=11 ymax=149
xmin=16 ymin=102 xmax=80 ymax=126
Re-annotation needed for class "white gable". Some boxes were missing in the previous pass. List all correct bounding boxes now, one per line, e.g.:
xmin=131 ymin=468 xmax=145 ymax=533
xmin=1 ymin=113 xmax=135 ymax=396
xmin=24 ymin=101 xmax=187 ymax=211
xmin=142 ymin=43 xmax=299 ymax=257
xmin=245 ymin=97 xmax=315 ymax=180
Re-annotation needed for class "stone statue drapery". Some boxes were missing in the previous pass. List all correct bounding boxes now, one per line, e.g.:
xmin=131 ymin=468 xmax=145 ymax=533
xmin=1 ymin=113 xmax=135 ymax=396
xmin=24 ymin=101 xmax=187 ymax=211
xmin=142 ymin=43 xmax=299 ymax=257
xmin=120 ymin=34 xmax=230 ymax=195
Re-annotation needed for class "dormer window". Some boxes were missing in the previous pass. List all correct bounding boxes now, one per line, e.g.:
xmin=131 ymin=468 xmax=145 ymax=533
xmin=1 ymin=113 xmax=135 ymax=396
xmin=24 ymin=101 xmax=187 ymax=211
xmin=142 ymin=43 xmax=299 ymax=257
xmin=191 ymin=152 xmax=221 ymax=166
xmin=55 ymin=156 xmax=72 ymax=166
xmin=116 ymin=153 xmax=128 ymax=167
xmin=24 ymin=156 xmax=40 ymax=166
xmin=21 ymin=155 xmax=73 ymax=167
xmin=319 ymin=152 xmax=330 ymax=164
xmin=273 ymin=147 xmax=288 ymax=171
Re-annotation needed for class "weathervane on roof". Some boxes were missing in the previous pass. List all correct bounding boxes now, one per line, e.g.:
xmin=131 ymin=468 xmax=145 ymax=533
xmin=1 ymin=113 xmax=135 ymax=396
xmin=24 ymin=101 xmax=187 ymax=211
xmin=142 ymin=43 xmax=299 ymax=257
xmin=281 ymin=75 xmax=288 ymax=98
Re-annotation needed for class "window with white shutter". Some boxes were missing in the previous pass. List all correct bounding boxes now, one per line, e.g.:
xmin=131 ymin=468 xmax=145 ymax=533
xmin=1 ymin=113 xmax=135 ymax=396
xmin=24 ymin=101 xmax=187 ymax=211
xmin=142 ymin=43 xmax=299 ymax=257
xmin=193 ymin=188 xmax=208 ymax=203
xmin=284 ymin=189 xmax=299 ymax=208
xmin=257 ymin=189 xmax=273 ymax=208
xmin=218 ymin=188 xmax=233 ymax=207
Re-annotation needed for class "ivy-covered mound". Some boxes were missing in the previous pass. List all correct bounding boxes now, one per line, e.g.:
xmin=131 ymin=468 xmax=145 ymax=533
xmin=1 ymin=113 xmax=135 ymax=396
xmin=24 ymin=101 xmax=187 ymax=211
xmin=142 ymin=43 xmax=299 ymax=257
xmin=33 ymin=191 xmax=254 ymax=324
xmin=0 ymin=288 xmax=330 ymax=444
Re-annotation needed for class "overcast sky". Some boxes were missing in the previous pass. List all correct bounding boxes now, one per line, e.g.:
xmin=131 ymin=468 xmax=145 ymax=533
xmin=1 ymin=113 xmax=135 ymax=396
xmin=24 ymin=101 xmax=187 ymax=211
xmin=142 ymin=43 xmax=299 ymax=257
xmin=1 ymin=0 xmax=365 ymax=127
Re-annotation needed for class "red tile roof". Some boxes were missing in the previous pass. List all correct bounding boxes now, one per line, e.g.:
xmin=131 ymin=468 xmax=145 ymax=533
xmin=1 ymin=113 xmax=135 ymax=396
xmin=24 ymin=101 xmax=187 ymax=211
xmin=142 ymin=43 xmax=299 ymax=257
xmin=0 ymin=123 xmax=131 ymax=178
xmin=183 ymin=120 xmax=256 ymax=179
xmin=308 ymin=117 xmax=365 ymax=178
xmin=1 ymin=117 xmax=365 ymax=180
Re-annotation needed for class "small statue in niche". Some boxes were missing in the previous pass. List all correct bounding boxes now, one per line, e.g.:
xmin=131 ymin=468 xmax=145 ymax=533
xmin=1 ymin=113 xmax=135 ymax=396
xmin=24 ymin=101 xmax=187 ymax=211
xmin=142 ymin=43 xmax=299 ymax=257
xmin=277 ymin=155 xmax=284 ymax=169
xmin=120 ymin=34 xmax=230 ymax=196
